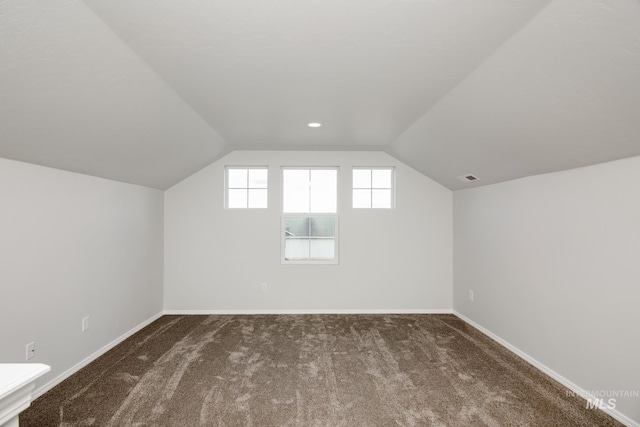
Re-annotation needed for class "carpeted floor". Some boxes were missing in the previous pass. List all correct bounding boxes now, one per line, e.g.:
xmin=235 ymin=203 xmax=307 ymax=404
xmin=22 ymin=314 xmax=622 ymax=426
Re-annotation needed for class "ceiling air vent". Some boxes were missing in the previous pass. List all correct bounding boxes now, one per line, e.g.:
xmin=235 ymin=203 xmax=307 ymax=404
xmin=457 ymin=174 xmax=479 ymax=183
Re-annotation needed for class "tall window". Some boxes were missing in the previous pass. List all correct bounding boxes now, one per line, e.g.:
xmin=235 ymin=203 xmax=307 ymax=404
xmin=352 ymin=167 xmax=395 ymax=209
xmin=282 ymin=168 xmax=338 ymax=264
xmin=226 ymin=167 xmax=268 ymax=208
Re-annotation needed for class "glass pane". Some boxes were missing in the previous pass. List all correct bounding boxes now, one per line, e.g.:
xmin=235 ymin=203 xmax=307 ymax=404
xmin=284 ymin=238 xmax=310 ymax=260
xmin=353 ymin=169 xmax=371 ymax=188
xmin=228 ymin=168 xmax=247 ymax=188
xmin=248 ymin=189 xmax=267 ymax=208
xmin=353 ymin=169 xmax=371 ymax=189
xmin=248 ymin=169 xmax=268 ymax=188
xmin=353 ymin=189 xmax=371 ymax=208
xmin=283 ymin=169 xmax=310 ymax=213
xmin=284 ymin=217 xmax=310 ymax=237
xmin=310 ymin=217 xmax=335 ymax=237
xmin=228 ymin=189 xmax=247 ymax=208
xmin=310 ymin=238 xmax=335 ymax=259
xmin=372 ymin=169 xmax=392 ymax=189
xmin=372 ymin=189 xmax=392 ymax=208
xmin=310 ymin=169 xmax=337 ymax=213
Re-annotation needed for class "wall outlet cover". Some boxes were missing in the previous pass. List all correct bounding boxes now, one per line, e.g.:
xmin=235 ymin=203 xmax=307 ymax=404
xmin=26 ymin=342 xmax=35 ymax=360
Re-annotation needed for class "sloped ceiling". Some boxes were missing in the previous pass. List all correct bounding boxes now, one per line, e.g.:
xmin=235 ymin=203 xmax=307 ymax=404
xmin=391 ymin=0 xmax=640 ymax=189
xmin=1 ymin=0 xmax=640 ymax=190
xmin=0 ymin=0 xmax=229 ymax=189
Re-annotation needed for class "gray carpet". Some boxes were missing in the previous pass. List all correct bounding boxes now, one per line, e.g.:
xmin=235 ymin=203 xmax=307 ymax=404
xmin=23 ymin=314 xmax=622 ymax=426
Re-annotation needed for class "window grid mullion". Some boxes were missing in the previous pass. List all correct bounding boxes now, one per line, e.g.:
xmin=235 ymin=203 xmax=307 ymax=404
xmin=308 ymin=170 xmax=312 ymax=214
xmin=370 ymin=173 xmax=373 ymax=208
xmin=246 ymin=169 xmax=250 ymax=207
xmin=308 ymin=217 xmax=312 ymax=258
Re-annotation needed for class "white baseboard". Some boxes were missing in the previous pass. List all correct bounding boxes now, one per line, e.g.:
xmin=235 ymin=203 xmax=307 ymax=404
xmin=453 ymin=311 xmax=639 ymax=427
xmin=33 ymin=311 xmax=164 ymax=400
xmin=164 ymin=308 xmax=453 ymax=315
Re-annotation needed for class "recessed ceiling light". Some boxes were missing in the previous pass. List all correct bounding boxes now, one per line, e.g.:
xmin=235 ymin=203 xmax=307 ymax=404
xmin=308 ymin=122 xmax=322 ymax=128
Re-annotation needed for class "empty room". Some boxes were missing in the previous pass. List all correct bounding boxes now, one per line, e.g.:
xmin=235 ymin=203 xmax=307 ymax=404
xmin=1 ymin=0 xmax=639 ymax=426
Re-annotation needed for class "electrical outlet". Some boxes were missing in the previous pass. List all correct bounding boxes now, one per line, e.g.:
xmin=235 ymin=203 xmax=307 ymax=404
xmin=82 ymin=316 xmax=90 ymax=332
xmin=26 ymin=342 xmax=35 ymax=360
xmin=261 ymin=282 xmax=267 ymax=292
xmin=469 ymin=290 xmax=474 ymax=301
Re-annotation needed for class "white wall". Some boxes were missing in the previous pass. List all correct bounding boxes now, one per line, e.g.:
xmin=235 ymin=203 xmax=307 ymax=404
xmin=0 ymin=158 xmax=164 ymax=392
xmin=453 ymin=156 xmax=640 ymax=425
xmin=165 ymin=151 xmax=452 ymax=312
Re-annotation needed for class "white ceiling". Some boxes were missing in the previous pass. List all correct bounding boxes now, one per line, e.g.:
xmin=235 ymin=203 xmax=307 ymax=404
xmin=2 ymin=0 xmax=640 ymax=190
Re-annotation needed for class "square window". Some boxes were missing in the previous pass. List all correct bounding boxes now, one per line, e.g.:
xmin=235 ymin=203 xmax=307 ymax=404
xmin=352 ymin=167 xmax=395 ymax=209
xmin=226 ymin=167 xmax=268 ymax=208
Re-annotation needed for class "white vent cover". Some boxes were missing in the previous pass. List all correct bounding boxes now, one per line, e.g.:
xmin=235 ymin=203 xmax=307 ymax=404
xmin=457 ymin=174 xmax=479 ymax=183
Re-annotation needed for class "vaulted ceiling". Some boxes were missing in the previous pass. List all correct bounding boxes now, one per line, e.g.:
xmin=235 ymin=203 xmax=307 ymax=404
xmin=2 ymin=0 xmax=640 ymax=190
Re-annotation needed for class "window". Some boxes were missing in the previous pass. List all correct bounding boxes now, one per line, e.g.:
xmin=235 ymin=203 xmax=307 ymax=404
xmin=282 ymin=168 xmax=338 ymax=264
xmin=226 ymin=167 xmax=268 ymax=208
xmin=352 ymin=167 xmax=395 ymax=209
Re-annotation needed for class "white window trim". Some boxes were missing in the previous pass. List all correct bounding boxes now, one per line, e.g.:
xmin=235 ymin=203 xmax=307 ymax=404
xmin=281 ymin=166 xmax=340 ymax=265
xmin=352 ymin=166 xmax=396 ymax=209
xmin=225 ymin=166 xmax=269 ymax=209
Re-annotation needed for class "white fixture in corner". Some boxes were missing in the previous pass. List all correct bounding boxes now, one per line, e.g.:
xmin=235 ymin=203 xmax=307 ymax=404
xmin=0 ymin=363 xmax=50 ymax=427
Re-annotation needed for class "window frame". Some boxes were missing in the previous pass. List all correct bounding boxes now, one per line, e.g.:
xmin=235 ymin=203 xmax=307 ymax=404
xmin=281 ymin=167 xmax=339 ymax=265
xmin=225 ymin=166 xmax=269 ymax=209
xmin=352 ymin=167 xmax=396 ymax=209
